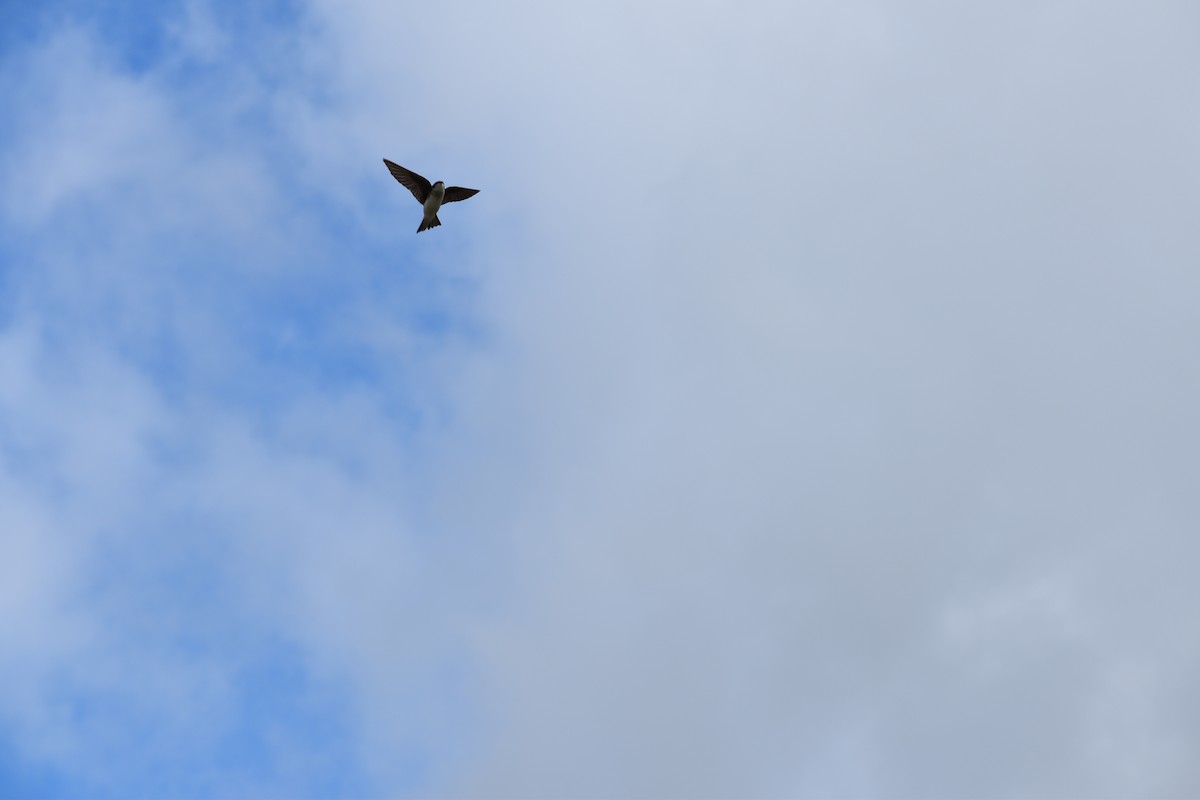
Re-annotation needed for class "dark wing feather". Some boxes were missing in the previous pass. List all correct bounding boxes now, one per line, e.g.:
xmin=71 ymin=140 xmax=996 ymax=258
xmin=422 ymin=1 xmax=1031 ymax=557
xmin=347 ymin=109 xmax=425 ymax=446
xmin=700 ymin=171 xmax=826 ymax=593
xmin=441 ymin=186 xmax=480 ymax=203
xmin=383 ymin=159 xmax=432 ymax=203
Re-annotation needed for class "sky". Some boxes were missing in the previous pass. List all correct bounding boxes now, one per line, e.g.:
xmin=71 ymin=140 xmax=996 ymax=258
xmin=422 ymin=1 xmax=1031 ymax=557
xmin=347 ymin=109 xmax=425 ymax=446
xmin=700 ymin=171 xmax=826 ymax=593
xmin=1 ymin=1 xmax=1200 ymax=797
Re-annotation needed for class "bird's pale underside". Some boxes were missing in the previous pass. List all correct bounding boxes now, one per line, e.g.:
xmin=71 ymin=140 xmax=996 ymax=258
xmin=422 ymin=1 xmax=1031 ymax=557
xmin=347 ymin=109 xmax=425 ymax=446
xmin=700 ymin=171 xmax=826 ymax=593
xmin=383 ymin=159 xmax=479 ymax=232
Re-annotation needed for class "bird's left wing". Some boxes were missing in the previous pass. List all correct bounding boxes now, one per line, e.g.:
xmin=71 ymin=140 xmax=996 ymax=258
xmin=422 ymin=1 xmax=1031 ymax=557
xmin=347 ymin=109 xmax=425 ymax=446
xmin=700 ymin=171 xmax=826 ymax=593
xmin=442 ymin=187 xmax=480 ymax=203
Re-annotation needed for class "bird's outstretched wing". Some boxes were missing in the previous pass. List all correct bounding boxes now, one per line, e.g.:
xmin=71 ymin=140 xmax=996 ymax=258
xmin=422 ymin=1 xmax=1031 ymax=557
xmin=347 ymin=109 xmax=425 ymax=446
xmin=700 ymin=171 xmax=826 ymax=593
xmin=442 ymin=187 xmax=480 ymax=203
xmin=384 ymin=159 xmax=432 ymax=203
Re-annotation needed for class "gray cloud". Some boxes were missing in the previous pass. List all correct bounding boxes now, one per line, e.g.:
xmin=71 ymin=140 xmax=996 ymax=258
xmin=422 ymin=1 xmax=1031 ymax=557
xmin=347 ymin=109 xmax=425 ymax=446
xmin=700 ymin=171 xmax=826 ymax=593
xmin=297 ymin=2 xmax=1200 ymax=796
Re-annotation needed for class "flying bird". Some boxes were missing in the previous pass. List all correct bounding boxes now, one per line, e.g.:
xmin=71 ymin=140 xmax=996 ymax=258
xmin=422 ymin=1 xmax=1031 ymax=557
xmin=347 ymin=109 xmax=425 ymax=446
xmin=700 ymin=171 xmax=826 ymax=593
xmin=383 ymin=159 xmax=479 ymax=232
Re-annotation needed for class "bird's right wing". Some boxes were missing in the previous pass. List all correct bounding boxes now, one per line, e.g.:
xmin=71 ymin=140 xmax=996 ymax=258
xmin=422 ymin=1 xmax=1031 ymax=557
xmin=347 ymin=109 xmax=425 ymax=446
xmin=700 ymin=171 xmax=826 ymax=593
xmin=442 ymin=186 xmax=480 ymax=203
xmin=384 ymin=159 xmax=432 ymax=203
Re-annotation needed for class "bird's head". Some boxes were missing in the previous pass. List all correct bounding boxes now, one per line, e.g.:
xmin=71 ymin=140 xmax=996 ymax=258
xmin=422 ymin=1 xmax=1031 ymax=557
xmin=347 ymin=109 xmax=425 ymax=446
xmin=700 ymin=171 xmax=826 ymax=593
xmin=433 ymin=180 xmax=445 ymax=188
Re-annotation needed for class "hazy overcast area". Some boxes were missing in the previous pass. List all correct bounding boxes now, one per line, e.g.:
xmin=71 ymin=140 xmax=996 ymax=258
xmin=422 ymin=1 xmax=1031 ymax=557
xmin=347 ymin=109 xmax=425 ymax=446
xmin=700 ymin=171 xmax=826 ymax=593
xmin=2 ymin=2 xmax=1199 ymax=797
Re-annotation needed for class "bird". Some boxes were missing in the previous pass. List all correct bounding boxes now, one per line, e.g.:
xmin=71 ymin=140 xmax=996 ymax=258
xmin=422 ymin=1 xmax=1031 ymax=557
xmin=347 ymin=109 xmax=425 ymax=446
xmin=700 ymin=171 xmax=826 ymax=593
xmin=383 ymin=159 xmax=480 ymax=232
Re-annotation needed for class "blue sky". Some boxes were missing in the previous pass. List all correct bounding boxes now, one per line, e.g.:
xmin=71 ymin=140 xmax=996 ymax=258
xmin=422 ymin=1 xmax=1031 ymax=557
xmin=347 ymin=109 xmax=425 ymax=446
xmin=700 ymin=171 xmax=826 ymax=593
xmin=2 ymin=2 xmax=475 ymax=796
xmin=3 ymin=1 xmax=1200 ymax=798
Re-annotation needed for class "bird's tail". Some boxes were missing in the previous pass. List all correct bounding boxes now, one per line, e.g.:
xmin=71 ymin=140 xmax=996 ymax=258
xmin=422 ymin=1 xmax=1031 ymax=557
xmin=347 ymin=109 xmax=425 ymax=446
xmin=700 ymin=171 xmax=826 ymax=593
xmin=417 ymin=214 xmax=442 ymax=233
